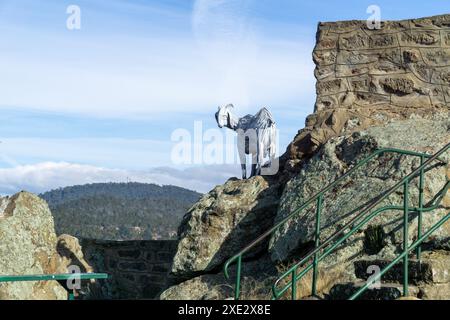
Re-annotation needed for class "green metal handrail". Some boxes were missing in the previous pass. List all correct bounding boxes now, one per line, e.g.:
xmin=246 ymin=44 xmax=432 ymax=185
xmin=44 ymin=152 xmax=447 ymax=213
xmin=272 ymin=142 xmax=450 ymax=300
xmin=0 ymin=272 xmax=108 ymax=300
xmin=223 ymin=146 xmax=447 ymax=299
xmin=272 ymin=181 xmax=450 ymax=299
xmin=0 ymin=273 xmax=108 ymax=283
xmin=349 ymin=208 xmax=450 ymax=299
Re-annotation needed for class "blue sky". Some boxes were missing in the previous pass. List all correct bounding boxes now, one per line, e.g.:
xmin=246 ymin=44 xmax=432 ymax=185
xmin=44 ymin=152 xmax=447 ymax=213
xmin=0 ymin=0 xmax=449 ymax=194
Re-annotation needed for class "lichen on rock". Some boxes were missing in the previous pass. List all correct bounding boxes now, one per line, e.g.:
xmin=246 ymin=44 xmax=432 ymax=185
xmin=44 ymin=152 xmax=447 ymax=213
xmin=171 ymin=176 xmax=282 ymax=278
xmin=0 ymin=192 xmax=94 ymax=300
xmin=270 ymin=117 xmax=450 ymax=266
xmin=0 ymin=192 xmax=67 ymax=300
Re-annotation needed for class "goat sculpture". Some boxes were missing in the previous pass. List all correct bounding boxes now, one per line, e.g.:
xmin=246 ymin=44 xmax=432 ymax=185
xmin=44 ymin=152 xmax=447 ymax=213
xmin=215 ymin=104 xmax=277 ymax=179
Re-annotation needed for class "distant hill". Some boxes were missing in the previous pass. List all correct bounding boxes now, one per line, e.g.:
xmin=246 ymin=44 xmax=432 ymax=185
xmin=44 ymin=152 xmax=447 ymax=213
xmin=40 ymin=182 xmax=202 ymax=241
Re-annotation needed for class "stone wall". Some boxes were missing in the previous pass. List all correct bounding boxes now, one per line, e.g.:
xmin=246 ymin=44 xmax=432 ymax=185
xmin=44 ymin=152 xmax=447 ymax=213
xmin=80 ymin=239 xmax=178 ymax=299
xmin=286 ymin=14 xmax=450 ymax=169
xmin=314 ymin=15 xmax=450 ymax=113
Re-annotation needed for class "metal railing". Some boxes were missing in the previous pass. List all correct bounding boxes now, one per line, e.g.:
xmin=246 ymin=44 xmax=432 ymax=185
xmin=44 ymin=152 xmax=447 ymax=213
xmin=0 ymin=272 xmax=108 ymax=300
xmin=273 ymin=180 xmax=450 ymax=299
xmin=349 ymin=206 xmax=450 ymax=299
xmin=223 ymin=144 xmax=450 ymax=300
xmin=272 ymin=142 xmax=450 ymax=300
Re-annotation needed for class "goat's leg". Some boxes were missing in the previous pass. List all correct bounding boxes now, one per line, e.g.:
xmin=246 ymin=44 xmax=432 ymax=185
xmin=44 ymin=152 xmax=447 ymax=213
xmin=238 ymin=148 xmax=247 ymax=179
xmin=237 ymin=133 xmax=247 ymax=180
xmin=250 ymin=152 xmax=258 ymax=177
xmin=257 ymin=142 xmax=265 ymax=176
xmin=241 ymin=164 xmax=246 ymax=179
xmin=250 ymin=164 xmax=257 ymax=177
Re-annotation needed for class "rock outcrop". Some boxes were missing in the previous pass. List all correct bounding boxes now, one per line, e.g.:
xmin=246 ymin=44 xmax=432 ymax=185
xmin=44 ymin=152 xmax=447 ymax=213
xmin=0 ymin=192 xmax=67 ymax=299
xmin=162 ymin=14 xmax=450 ymax=300
xmin=163 ymin=255 xmax=278 ymax=300
xmin=270 ymin=117 xmax=450 ymax=266
xmin=171 ymin=176 xmax=283 ymax=278
xmin=0 ymin=192 xmax=93 ymax=300
xmin=56 ymin=234 xmax=93 ymax=274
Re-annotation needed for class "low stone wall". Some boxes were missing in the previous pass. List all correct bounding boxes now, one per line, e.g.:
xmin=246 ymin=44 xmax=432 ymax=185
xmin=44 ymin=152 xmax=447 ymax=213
xmin=80 ymin=239 xmax=178 ymax=299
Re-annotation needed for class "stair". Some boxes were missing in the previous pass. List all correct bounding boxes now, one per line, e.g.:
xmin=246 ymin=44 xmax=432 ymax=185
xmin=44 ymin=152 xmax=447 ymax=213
xmin=301 ymin=296 xmax=323 ymax=300
xmin=328 ymin=250 xmax=450 ymax=300
xmin=329 ymin=282 xmax=419 ymax=300
xmin=223 ymin=143 xmax=450 ymax=300
xmin=353 ymin=250 xmax=450 ymax=285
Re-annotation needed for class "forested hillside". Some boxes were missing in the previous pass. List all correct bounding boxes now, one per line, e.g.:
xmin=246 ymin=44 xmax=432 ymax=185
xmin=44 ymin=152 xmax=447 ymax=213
xmin=40 ymin=183 xmax=201 ymax=240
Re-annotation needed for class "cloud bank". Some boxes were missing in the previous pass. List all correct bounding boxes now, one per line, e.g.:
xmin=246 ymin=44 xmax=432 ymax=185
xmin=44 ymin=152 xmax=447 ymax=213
xmin=0 ymin=162 xmax=241 ymax=195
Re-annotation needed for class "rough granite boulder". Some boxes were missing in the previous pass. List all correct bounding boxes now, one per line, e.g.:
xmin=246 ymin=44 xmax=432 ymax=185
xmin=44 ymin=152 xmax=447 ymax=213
xmin=0 ymin=192 xmax=67 ymax=300
xmin=162 ymin=255 xmax=277 ymax=300
xmin=0 ymin=192 xmax=94 ymax=300
xmin=171 ymin=176 xmax=282 ymax=277
xmin=54 ymin=234 xmax=99 ymax=299
xmin=270 ymin=116 xmax=450 ymax=267
xmin=160 ymin=274 xmax=233 ymax=300
xmin=56 ymin=234 xmax=93 ymax=274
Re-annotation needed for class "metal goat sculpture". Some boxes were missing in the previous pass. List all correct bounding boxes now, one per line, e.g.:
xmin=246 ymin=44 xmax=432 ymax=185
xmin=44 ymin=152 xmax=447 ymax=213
xmin=215 ymin=104 xmax=277 ymax=179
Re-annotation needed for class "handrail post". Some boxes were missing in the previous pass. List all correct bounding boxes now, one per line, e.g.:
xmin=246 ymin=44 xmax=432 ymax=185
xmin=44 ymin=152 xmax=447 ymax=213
xmin=291 ymin=269 xmax=297 ymax=300
xmin=417 ymin=155 xmax=425 ymax=264
xmin=312 ymin=194 xmax=323 ymax=297
xmin=403 ymin=179 xmax=410 ymax=297
xmin=235 ymin=255 xmax=242 ymax=300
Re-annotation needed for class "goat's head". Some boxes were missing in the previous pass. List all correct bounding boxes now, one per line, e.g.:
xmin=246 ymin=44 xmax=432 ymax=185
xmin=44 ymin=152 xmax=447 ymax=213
xmin=215 ymin=104 xmax=234 ymax=128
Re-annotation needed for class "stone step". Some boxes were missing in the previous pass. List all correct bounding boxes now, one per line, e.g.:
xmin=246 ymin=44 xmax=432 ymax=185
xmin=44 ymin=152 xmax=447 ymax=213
xmin=419 ymin=282 xmax=450 ymax=300
xmin=354 ymin=250 xmax=450 ymax=284
xmin=300 ymin=296 xmax=322 ymax=300
xmin=328 ymin=282 xmax=419 ymax=300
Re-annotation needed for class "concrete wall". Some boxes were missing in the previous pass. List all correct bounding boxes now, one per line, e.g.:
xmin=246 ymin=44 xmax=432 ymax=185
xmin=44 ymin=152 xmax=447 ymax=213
xmin=80 ymin=239 xmax=178 ymax=299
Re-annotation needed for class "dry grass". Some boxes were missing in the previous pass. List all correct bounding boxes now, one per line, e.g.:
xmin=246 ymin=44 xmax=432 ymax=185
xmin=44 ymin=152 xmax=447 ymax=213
xmin=275 ymin=262 xmax=351 ymax=300
xmin=214 ymin=261 xmax=351 ymax=300
xmin=239 ymin=277 xmax=274 ymax=300
xmin=207 ymin=277 xmax=274 ymax=300
xmin=443 ymin=164 xmax=450 ymax=206
xmin=217 ymin=264 xmax=350 ymax=300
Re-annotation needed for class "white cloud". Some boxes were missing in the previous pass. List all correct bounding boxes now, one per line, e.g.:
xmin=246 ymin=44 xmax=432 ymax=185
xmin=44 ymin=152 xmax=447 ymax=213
xmin=0 ymin=161 xmax=242 ymax=195
xmin=0 ymin=0 xmax=315 ymax=118
xmin=0 ymin=38 xmax=313 ymax=118
xmin=0 ymin=138 xmax=173 ymax=169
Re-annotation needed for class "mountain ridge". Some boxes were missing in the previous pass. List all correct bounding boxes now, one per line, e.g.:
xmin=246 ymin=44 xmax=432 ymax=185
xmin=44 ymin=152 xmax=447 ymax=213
xmin=40 ymin=182 xmax=202 ymax=240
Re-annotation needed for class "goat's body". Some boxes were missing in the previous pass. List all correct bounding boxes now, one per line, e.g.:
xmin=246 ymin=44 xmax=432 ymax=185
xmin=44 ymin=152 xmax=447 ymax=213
xmin=216 ymin=105 xmax=276 ymax=179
